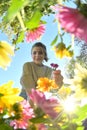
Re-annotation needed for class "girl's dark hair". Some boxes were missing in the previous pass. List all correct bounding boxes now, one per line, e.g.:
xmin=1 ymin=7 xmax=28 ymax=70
xmin=31 ymin=42 xmax=48 ymax=62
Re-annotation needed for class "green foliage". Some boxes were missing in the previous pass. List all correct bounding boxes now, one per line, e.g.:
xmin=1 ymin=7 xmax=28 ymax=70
xmin=25 ymin=10 xmax=42 ymax=29
xmin=50 ymin=35 xmax=58 ymax=46
xmin=74 ymin=105 xmax=87 ymax=123
xmin=77 ymin=43 xmax=87 ymax=69
xmin=61 ymin=123 xmax=78 ymax=130
xmin=30 ymin=116 xmax=50 ymax=124
xmin=16 ymin=31 xmax=25 ymax=44
xmin=3 ymin=0 xmax=29 ymax=23
xmin=0 ymin=123 xmax=13 ymax=130
xmin=64 ymin=58 xmax=75 ymax=78
xmin=0 ymin=0 xmax=59 ymax=45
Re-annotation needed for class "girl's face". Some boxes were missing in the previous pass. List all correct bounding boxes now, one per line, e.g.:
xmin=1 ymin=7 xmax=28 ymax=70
xmin=31 ymin=47 xmax=45 ymax=65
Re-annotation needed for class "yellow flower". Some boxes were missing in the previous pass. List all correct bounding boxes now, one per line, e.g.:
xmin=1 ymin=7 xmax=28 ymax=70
xmin=0 ymin=41 xmax=14 ymax=69
xmin=70 ymin=63 xmax=87 ymax=99
xmin=53 ymin=42 xmax=73 ymax=58
xmin=36 ymin=77 xmax=58 ymax=92
xmin=0 ymin=81 xmax=23 ymax=108
xmin=58 ymin=86 xmax=71 ymax=99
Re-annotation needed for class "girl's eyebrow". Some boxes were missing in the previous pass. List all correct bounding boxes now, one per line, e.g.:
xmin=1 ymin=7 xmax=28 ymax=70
xmin=32 ymin=51 xmax=43 ymax=54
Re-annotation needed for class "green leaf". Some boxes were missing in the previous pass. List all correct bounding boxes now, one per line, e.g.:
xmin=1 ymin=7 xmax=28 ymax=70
xmin=61 ymin=123 xmax=78 ymax=130
xmin=76 ymin=127 xmax=84 ymax=130
xmin=48 ymin=126 xmax=61 ymax=130
xmin=73 ymin=105 xmax=87 ymax=122
xmin=3 ymin=0 xmax=29 ymax=23
xmin=29 ymin=124 xmax=37 ymax=130
xmin=67 ymin=45 xmax=72 ymax=50
xmin=16 ymin=31 xmax=25 ymax=44
xmin=50 ymin=35 xmax=58 ymax=46
xmin=25 ymin=10 xmax=42 ymax=29
xmin=30 ymin=116 xmax=50 ymax=124
xmin=0 ymin=123 xmax=13 ymax=130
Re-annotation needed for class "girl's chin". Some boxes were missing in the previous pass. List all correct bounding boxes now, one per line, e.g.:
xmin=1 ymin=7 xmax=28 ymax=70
xmin=34 ymin=62 xmax=43 ymax=66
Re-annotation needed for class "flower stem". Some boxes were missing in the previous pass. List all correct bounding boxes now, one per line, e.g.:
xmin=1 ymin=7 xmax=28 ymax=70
xmin=17 ymin=12 xmax=26 ymax=31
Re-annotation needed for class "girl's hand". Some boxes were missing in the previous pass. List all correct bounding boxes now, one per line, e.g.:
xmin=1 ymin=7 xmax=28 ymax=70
xmin=51 ymin=70 xmax=63 ymax=88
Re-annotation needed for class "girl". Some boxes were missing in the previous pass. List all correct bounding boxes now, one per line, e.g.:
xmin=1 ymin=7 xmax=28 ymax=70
xmin=20 ymin=42 xmax=63 ymax=99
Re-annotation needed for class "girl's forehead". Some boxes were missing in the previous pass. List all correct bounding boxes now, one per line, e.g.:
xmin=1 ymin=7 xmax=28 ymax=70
xmin=32 ymin=46 xmax=44 ymax=51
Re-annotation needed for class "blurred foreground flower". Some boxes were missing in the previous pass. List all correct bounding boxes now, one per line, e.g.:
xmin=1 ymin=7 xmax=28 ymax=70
xmin=0 ymin=41 xmax=14 ymax=69
xmin=58 ymin=85 xmax=72 ymax=99
xmin=29 ymin=89 xmax=61 ymax=119
xmin=10 ymin=100 xmax=35 ymax=129
xmin=26 ymin=23 xmax=45 ymax=43
xmin=0 ymin=81 xmax=25 ymax=130
xmin=82 ymin=118 xmax=87 ymax=130
xmin=0 ymin=79 xmax=87 ymax=130
xmin=0 ymin=81 xmax=23 ymax=108
xmin=70 ymin=63 xmax=87 ymax=99
xmin=54 ymin=4 xmax=87 ymax=43
xmin=53 ymin=42 xmax=73 ymax=58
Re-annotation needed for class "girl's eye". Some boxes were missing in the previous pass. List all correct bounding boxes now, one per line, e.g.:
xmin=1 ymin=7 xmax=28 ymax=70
xmin=32 ymin=51 xmax=36 ymax=55
xmin=38 ymin=51 xmax=43 ymax=55
xmin=32 ymin=51 xmax=43 ymax=55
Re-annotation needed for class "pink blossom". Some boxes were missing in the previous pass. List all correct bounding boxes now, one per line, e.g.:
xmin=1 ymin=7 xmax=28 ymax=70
xmin=54 ymin=5 xmax=87 ymax=43
xmin=26 ymin=24 xmax=45 ymax=43
xmin=29 ymin=89 xmax=60 ymax=119
xmin=10 ymin=119 xmax=28 ymax=129
xmin=10 ymin=100 xmax=34 ymax=129
xmin=29 ymin=89 xmax=46 ymax=106
xmin=20 ymin=100 xmax=35 ymax=119
xmin=42 ymin=97 xmax=60 ymax=119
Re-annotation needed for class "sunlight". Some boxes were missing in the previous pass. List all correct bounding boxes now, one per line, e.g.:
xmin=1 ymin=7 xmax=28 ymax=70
xmin=63 ymin=96 xmax=76 ymax=112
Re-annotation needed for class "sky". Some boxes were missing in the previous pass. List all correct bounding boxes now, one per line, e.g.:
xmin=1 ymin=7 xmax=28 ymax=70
xmin=0 ymin=1 xmax=80 ymax=89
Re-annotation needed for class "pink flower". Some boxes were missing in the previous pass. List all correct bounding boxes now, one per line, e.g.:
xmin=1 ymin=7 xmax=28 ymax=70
xmin=42 ymin=97 xmax=60 ymax=119
xmin=29 ymin=89 xmax=60 ymax=119
xmin=29 ymin=89 xmax=46 ymax=106
xmin=20 ymin=100 xmax=35 ymax=119
xmin=10 ymin=100 xmax=34 ymax=129
xmin=54 ymin=5 xmax=87 ymax=43
xmin=26 ymin=24 xmax=45 ymax=42
xmin=10 ymin=119 xmax=29 ymax=129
